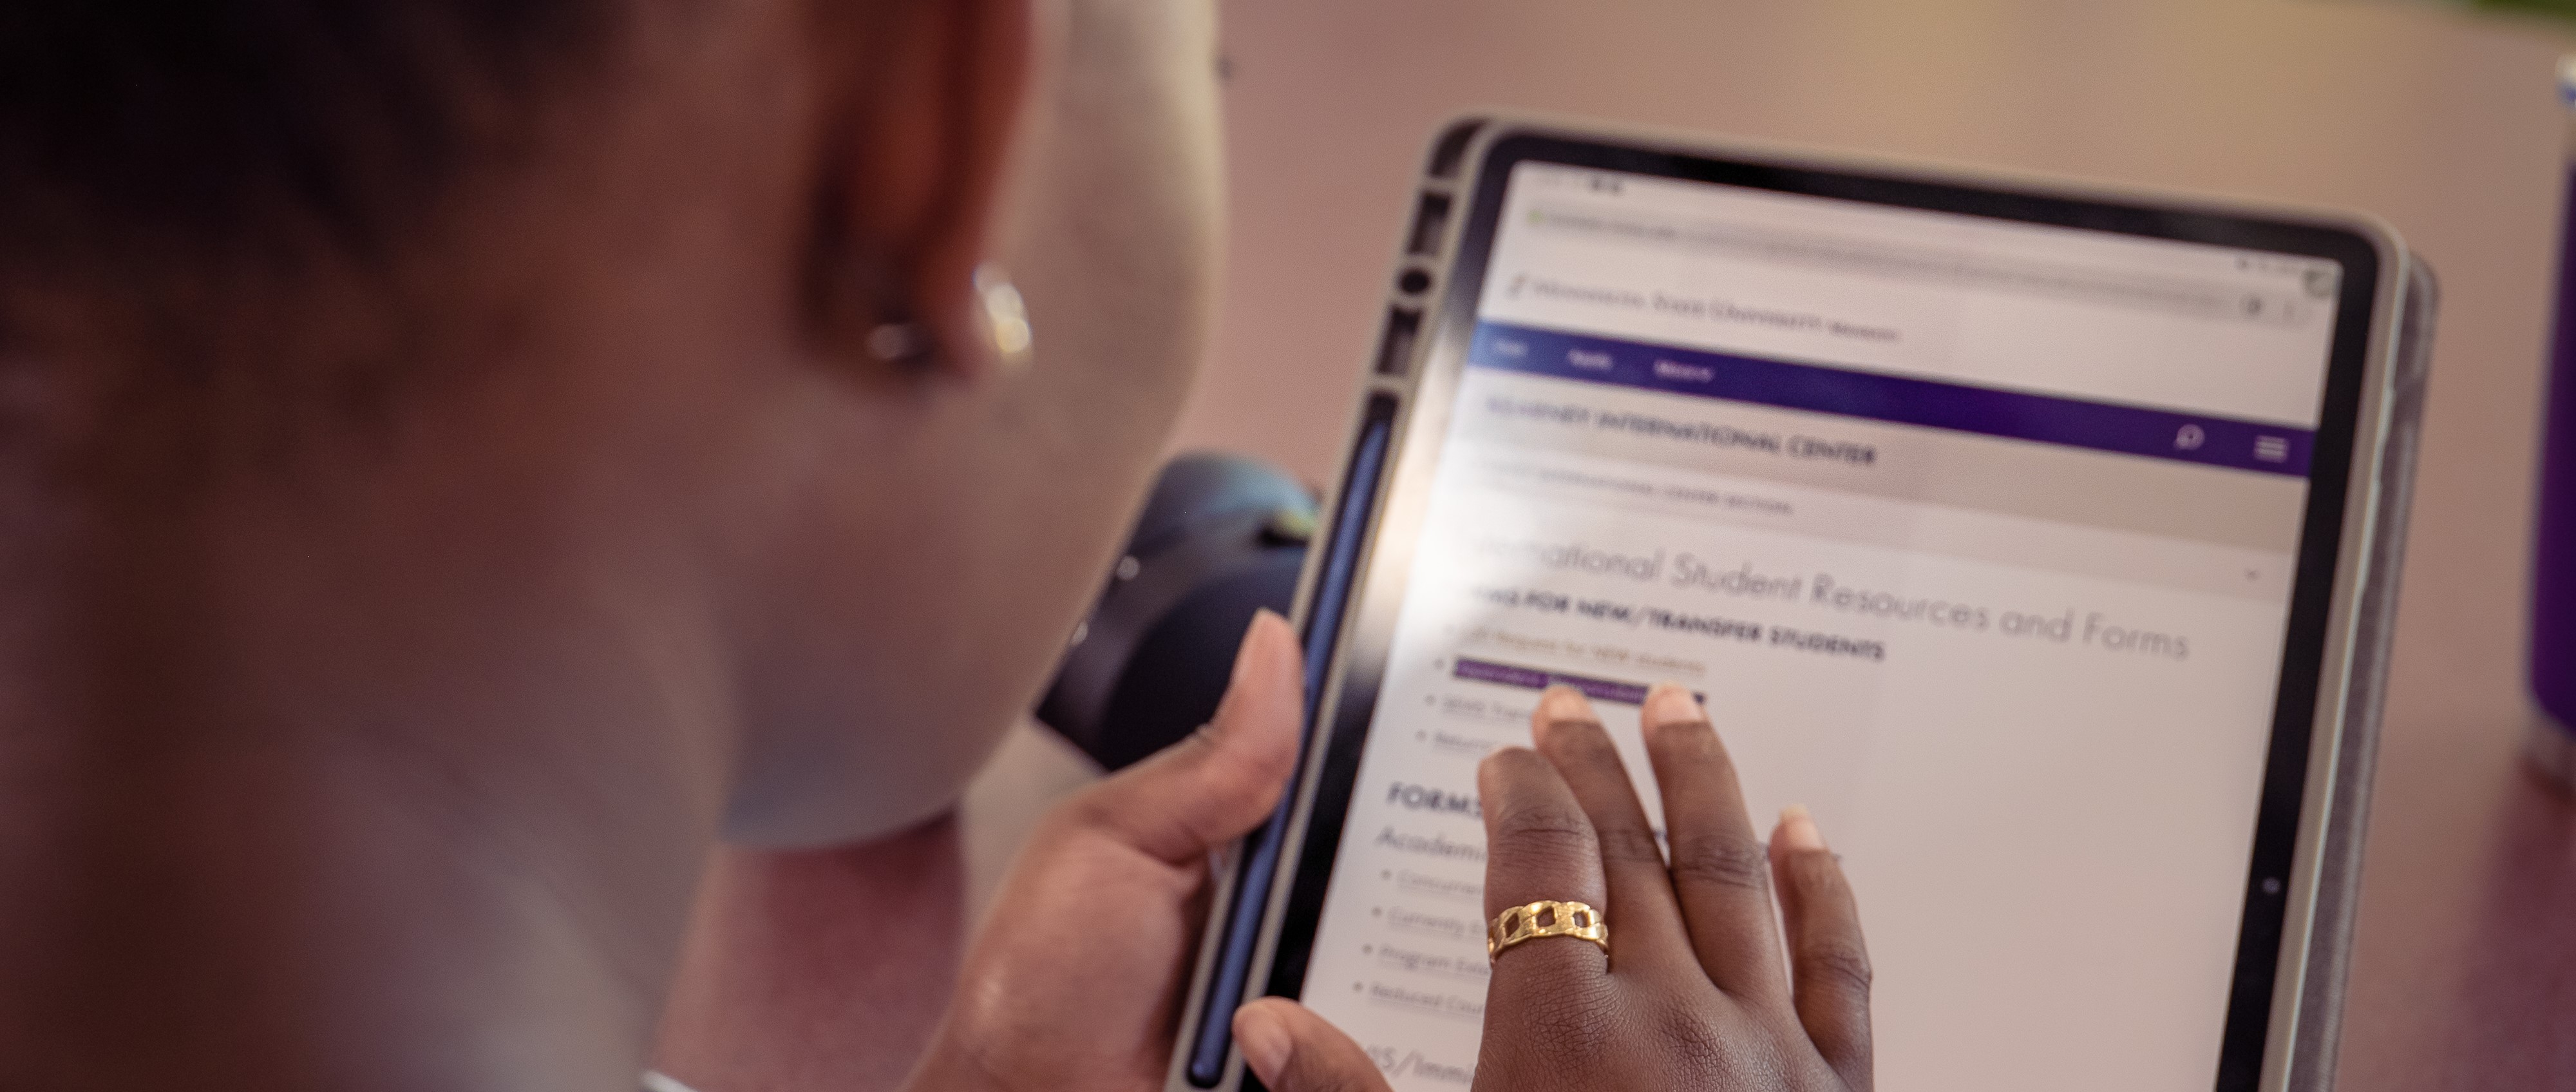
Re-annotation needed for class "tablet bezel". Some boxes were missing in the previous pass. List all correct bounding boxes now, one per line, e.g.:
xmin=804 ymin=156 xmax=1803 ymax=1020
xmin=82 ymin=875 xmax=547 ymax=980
xmin=1227 ymin=122 xmax=2402 ymax=1092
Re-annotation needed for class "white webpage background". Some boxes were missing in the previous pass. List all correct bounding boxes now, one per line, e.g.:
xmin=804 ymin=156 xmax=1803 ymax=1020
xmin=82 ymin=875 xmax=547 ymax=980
xmin=1300 ymin=445 xmax=2295 ymax=1091
xmin=1478 ymin=162 xmax=2342 ymax=427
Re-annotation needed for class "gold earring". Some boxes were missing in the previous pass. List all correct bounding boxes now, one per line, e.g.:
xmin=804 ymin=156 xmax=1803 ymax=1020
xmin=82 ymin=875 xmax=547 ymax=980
xmin=866 ymin=319 xmax=929 ymax=365
xmin=973 ymin=263 xmax=1034 ymax=376
xmin=849 ymin=250 xmax=931 ymax=368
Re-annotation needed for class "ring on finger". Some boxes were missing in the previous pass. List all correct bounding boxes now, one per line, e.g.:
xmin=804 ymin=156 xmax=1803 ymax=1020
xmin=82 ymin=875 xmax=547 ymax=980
xmin=1487 ymin=899 xmax=1608 ymax=961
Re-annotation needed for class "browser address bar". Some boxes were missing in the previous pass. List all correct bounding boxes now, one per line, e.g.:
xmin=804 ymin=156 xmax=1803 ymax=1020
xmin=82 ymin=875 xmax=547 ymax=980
xmin=1523 ymin=205 xmax=2322 ymax=326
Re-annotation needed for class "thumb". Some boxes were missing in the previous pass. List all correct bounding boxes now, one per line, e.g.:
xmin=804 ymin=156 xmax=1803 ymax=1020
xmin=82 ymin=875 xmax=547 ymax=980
xmin=1064 ymin=609 xmax=1303 ymax=865
xmin=1233 ymin=999 xmax=1394 ymax=1092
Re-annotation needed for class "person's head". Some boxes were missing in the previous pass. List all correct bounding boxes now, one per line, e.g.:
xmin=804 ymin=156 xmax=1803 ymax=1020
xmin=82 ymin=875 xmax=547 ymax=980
xmin=0 ymin=0 xmax=1225 ymax=843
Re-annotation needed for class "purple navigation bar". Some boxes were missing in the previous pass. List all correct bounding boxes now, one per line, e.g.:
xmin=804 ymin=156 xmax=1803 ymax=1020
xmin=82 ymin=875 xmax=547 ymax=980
xmin=1468 ymin=322 xmax=2315 ymax=477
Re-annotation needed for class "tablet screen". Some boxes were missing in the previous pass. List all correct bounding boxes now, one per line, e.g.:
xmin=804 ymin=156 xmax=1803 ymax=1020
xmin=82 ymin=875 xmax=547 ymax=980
xmin=1279 ymin=146 xmax=2374 ymax=1091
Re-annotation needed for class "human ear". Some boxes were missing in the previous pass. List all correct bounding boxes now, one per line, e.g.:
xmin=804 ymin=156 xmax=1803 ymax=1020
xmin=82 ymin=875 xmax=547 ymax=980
xmin=811 ymin=0 xmax=1036 ymax=383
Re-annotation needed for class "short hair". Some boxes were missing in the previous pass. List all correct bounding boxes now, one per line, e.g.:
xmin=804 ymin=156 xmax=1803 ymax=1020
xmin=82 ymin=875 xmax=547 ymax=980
xmin=0 ymin=0 xmax=614 ymax=279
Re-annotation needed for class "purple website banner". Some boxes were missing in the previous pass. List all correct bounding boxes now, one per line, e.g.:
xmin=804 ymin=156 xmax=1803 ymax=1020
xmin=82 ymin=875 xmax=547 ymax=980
xmin=1467 ymin=322 xmax=2316 ymax=477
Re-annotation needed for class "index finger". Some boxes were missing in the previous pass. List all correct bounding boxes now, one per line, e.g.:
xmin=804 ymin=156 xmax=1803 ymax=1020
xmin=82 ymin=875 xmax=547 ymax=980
xmin=1640 ymin=683 xmax=1787 ymax=1002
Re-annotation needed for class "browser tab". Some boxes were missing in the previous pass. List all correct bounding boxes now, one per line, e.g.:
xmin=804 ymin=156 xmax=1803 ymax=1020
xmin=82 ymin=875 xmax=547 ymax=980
xmin=1479 ymin=163 xmax=2339 ymax=428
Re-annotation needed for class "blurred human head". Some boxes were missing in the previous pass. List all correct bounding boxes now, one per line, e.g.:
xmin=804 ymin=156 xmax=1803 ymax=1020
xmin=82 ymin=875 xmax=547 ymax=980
xmin=0 ymin=0 xmax=1224 ymax=844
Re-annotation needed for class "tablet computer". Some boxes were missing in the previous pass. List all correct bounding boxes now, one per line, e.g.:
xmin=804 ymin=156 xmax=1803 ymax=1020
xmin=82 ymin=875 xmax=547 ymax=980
xmin=1169 ymin=117 xmax=2430 ymax=1092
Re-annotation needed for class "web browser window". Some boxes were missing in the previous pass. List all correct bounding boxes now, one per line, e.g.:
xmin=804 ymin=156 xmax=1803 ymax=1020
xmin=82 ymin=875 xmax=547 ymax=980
xmin=1295 ymin=162 xmax=2344 ymax=1091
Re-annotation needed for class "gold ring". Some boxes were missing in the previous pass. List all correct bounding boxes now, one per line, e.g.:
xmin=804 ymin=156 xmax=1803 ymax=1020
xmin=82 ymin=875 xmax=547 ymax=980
xmin=1487 ymin=899 xmax=1608 ymax=961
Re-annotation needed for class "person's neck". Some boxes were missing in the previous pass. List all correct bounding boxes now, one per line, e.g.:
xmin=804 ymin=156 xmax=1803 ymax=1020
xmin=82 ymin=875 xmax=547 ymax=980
xmin=0 ymin=421 xmax=736 ymax=1092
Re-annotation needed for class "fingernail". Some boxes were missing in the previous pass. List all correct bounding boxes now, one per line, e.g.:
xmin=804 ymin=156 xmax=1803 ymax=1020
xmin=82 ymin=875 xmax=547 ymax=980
xmin=1642 ymin=682 xmax=1700 ymax=730
xmin=1233 ymin=609 xmax=1287 ymax=687
xmin=1233 ymin=1004 xmax=1293 ymax=1084
xmin=1537 ymin=685 xmax=1592 ymax=727
xmin=1779 ymin=804 xmax=1827 ymax=852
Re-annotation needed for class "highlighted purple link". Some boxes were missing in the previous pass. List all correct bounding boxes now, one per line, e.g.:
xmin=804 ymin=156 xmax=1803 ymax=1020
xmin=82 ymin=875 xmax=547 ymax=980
xmin=1452 ymin=657 xmax=1651 ymax=705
